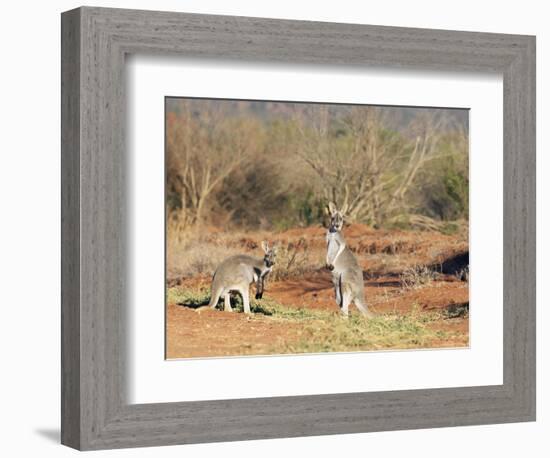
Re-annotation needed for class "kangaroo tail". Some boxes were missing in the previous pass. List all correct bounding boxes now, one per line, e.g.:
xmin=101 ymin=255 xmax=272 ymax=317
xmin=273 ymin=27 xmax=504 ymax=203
xmin=355 ymin=297 xmax=374 ymax=318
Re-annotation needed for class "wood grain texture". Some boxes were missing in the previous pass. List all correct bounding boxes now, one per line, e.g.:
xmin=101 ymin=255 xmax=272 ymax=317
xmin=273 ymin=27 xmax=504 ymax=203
xmin=60 ymin=7 xmax=81 ymax=450
xmin=61 ymin=6 xmax=536 ymax=450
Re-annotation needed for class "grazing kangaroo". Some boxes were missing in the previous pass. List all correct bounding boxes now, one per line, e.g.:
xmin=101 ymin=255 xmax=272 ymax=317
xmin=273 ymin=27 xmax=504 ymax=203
xmin=203 ymin=241 xmax=277 ymax=314
xmin=325 ymin=202 xmax=373 ymax=318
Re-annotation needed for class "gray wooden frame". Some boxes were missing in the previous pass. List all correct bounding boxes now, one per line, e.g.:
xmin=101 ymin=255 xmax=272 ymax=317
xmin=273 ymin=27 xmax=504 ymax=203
xmin=61 ymin=6 xmax=536 ymax=451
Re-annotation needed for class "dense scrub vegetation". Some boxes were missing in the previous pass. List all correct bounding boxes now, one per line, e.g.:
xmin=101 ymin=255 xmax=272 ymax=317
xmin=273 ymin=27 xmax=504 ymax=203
xmin=166 ymin=99 xmax=468 ymax=237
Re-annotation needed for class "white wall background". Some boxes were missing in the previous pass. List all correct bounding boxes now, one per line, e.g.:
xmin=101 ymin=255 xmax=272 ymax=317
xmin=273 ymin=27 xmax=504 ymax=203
xmin=0 ymin=1 xmax=546 ymax=456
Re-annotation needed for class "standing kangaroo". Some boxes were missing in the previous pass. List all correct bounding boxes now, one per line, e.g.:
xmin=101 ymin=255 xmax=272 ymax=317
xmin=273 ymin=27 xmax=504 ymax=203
xmin=204 ymin=241 xmax=277 ymax=314
xmin=325 ymin=202 xmax=373 ymax=318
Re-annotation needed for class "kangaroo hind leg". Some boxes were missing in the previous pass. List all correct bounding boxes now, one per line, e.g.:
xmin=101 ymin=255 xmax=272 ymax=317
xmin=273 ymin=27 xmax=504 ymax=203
xmin=223 ymin=292 xmax=233 ymax=312
xmin=340 ymin=288 xmax=352 ymax=319
xmin=240 ymin=287 xmax=251 ymax=314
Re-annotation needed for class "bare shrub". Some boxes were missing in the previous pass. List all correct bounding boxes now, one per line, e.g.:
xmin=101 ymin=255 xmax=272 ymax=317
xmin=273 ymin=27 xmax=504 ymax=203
xmin=400 ymin=264 xmax=437 ymax=290
xmin=293 ymin=106 xmax=454 ymax=227
xmin=271 ymin=238 xmax=314 ymax=281
xmin=166 ymin=100 xmax=469 ymax=232
xmin=166 ymin=100 xmax=263 ymax=229
xmin=455 ymin=266 xmax=469 ymax=282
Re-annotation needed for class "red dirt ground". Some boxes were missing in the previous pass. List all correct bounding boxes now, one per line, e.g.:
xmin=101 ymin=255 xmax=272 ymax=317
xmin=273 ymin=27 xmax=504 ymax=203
xmin=166 ymin=272 xmax=469 ymax=359
xmin=166 ymin=224 xmax=469 ymax=359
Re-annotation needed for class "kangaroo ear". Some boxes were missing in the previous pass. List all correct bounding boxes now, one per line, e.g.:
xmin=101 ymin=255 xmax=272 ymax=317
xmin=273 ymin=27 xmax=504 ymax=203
xmin=327 ymin=201 xmax=338 ymax=216
xmin=261 ymin=240 xmax=269 ymax=253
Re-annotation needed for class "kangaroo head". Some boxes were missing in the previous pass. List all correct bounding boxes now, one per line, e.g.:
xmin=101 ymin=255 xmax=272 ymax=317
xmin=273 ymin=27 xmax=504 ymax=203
xmin=327 ymin=202 xmax=345 ymax=233
xmin=261 ymin=241 xmax=277 ymax=268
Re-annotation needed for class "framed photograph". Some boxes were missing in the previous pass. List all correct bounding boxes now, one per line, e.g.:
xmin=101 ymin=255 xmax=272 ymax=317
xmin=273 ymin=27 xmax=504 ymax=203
xmin=164 ymin=98 xmax=471 ymax=360
xmin=61 ymin=6 xmax=535 ymax=450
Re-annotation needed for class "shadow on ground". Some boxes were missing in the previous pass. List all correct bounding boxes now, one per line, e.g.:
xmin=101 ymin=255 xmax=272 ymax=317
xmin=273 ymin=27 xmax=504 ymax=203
xmin=178 ymin=295 xmax=275 ymax=316
xmin=35 ymin=428 xmax=59 ymax=443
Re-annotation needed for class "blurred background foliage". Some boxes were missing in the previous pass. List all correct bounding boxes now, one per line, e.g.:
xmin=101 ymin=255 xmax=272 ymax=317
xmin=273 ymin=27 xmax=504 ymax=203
xmin=166 ymin=99 xmax=469 ymax=235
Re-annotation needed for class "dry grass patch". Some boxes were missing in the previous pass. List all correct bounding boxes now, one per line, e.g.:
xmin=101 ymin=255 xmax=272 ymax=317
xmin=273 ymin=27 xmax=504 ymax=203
xmin=399 ymin=264 xmax=438 ymax=290
xmin=168 ymin=286 xmax=465 ymax=355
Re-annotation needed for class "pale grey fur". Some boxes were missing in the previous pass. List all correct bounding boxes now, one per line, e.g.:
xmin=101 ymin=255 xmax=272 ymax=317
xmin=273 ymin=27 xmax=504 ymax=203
xmin=203 ymin=241 xmax=276 ymax=314
xmin=326 ymin=203 xmax=373 ymax=318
